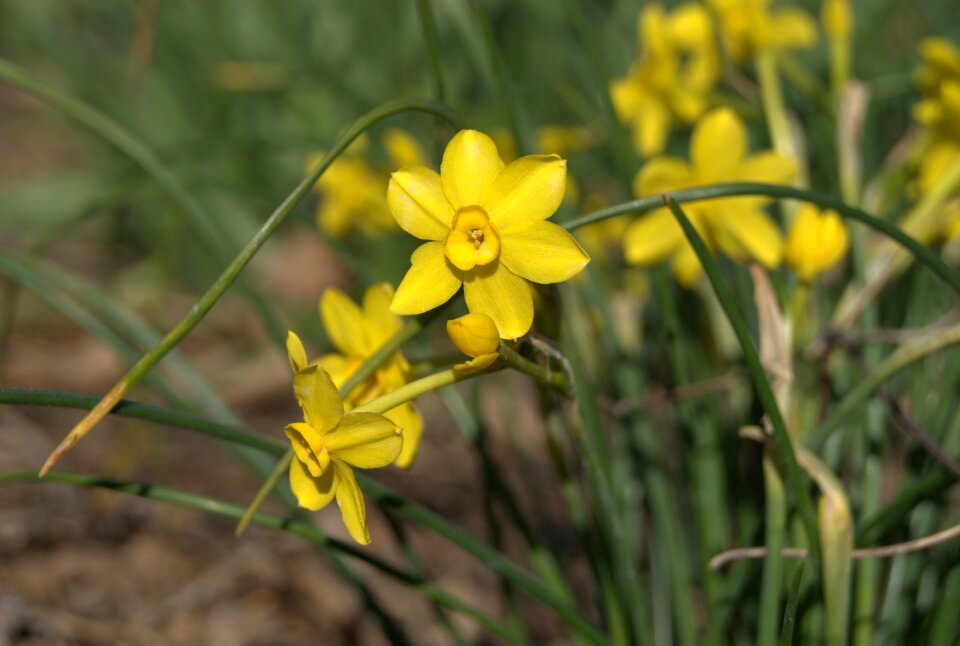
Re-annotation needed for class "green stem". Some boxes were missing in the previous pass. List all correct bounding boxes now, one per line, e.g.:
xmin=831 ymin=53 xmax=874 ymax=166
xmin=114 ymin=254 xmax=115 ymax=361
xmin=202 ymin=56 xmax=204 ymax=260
xmin=38 ymin=100 xmax=462 ymax=477
xmin=756 ymin=52 xmax=800 ymax=178
xmin=353 ymin=368 xmax=469 ymax=415
xmin=809 ymin=322 xmax=960 ymax=449
xmin=498 ymin=341 xmax=571 ymax=392
xmin=665 ymin=197 xmax=821 ymax=567
xmin=0 ymin=469 xmax=512 ymax=640
xmin=561 ymin=182 xmax=960 ymax=300
xmin=417 ymin=0 xmax=446 ymax=104
xmin=759 ymin=453 xmax=787 ymax=646
xmin=235 ymin=451 xmax=293 ymax=536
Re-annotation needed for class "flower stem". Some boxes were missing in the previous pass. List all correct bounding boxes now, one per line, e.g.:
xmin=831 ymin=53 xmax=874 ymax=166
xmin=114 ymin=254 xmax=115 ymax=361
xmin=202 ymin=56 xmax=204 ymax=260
xmin=37 ymin=100 xmax=462 ymax=478
xmin=353 ymin=368 xmax=471 ymax=416
xmin=756 ymin=51 xmax=805 ymax=189
xmin=498 ymin=341 xmax=571 ymax=393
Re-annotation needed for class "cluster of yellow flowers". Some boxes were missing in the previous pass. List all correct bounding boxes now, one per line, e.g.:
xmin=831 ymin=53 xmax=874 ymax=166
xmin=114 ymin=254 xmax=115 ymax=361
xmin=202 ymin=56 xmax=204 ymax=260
xmin=286 ymin=4 xmax=960 ymax=544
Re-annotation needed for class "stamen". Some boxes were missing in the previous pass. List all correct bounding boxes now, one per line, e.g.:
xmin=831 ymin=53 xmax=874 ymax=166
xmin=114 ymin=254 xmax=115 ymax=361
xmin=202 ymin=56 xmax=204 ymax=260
xmin=469 ymin=228 xmax=485 ymax=247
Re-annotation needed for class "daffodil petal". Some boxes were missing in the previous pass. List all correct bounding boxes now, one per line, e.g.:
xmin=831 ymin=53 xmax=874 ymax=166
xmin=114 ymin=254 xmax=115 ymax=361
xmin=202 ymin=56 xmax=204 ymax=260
xmin=771 ymin=8 xmax=817 ymax=50
xmin=289 ymin=455 xmax=336 ymax=511
xmin=691 ymin=108 xmax=746 ymax=180
xmin=316 ymin=353 xmax=350 ymax=390
xmin=632 ymin=157 xmax=693 ymax=196
xmin=483 ymin=155 xmax=566 ymax=229
xmin=441 ymin=130 xmax=503 ymax=209
xmin=320 ymin=288 xmax=370 ymax=357
xmin=333 ymin=460 xmax=370 ymax=544
xmin=325 ymin=412 xmax=403 ymax=469
xmin=463 ymin=263 xmax=534 ymax=340
xmin=391 ymin=242 xmax=462 ymax=315
xmin=672 ymin=243 xmax=704 ymax=287
xmin=388 ymin=166 xmax=455 ymax=241
xmin=362 ymin=283 xmax=401 ymax=347
xmin=634 ymin=103 xmax=672 ymax=157
xmin=385 ymin=403 xmax=423 ymax=469
xmin=284 ymin=422 xmax=329 ymax=478
xmin=624 ymin=209 xmax=685 ymax=265
xmin=453 ymin=353 xmax=499 ymax=374
xmin=714 ymin=208 xmax=784 ymax=267
xmin=286 ymin=331 xmax=308 ymax=373
xmin=499 ymin=221 xmax=590 ymax=284
xmin=293 ymin=365 xmax=343 ymax=432
xmin=739 ymin=151 xmax=796 ymax=184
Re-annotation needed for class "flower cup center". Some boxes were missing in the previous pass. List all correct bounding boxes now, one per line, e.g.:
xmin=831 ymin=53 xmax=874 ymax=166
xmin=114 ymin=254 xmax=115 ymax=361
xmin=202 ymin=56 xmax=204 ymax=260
xmin=444 ymin=206 xmax=500 ymax=271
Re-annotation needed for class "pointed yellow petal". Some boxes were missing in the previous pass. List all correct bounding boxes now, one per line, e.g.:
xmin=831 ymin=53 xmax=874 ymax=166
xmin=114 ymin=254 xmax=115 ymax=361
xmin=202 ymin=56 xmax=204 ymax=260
xmin=391 ymin=242 xmax=462 ymax=315
xmin=771 ymin=8 xmax=817 ymax=50
xmin=286 ymin=331 xmax=308 ymax=373
xmin=739 ymin=151 xmax=796 ymax=184
xmin=320 ymin=288 xmax=370 ymax=356
xmin=714 ymin=208 xmax=784 ymax=268
xmin=362 ymin=283 xmax=401 ymax=347
xmin=325 ymin=412 xmax=403 ymax=468
xmin=385 ymin=403 xmax=423 ymax=469
xmin=333 ymin=460 xmax=370 ymax=544
xmin=634 ymin=102 xmax=672 ymax=157
xmin=316 ymin=353 xmax=350 ymax=390
xmin=483 ymin=155 xmax=566 ymax=229
xmin=284 ymin=422 xmax=329 ymax=478
xmin=463 ymin=263 xmax=534 ymax=340
xmin=671 ymin=243 xmax=704 ymax=287
xmin=293 ymin=366 xmax=343 ymax=432
xmin=691 ymin=108 xmax=746 ymax=181
xmin=441 ymin=130 xmax=503 ymax=209
xmin=624 ymin=209 xmax=685 ymax=265
xmin=499 ymin=221 xmax=590 ymax=284
xmin=388 ymin=166 xmax=455 ymax=241
xmin=289 ymin=455 xmax=336 ymax=511
xmin=633 ymin=157 xmax=693 ymax=196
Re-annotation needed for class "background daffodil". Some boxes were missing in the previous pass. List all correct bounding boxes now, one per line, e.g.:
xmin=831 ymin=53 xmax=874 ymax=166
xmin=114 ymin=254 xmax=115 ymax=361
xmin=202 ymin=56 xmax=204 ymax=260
xmin=318 ymin=283 xmax=423 ymax=468
xmin=624 ymin=108 xmax=795 ymax=286
xmin=285 ymin=332 xmax=403 ymax=545
xmin=611 ymin=3 xmax=720 ymax=157
xmin=387 ymin=129 xmax=590 ymax=339
xmin=708 ymin=0 xmax=817 ymax=63
xmin=785 ymin=205 xmax=850 ymax=281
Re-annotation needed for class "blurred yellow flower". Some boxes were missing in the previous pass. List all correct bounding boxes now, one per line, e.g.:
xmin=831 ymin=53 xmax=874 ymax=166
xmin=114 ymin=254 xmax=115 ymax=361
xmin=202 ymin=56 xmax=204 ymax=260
xmin=914 ymin=38 xmax=960 ymax=142
xmin=611 ymin=3 xmax=719 ymax=156
xmin=708 ymin=0 xmax=817 ymax=63
xmin=318 ymin=284 xmax=423 ymax=469
xmin=447 ymin=313 xmax=500 ymax=373
xmin=284 ymin=331 xmax=403 ymax=545
xmin=821 ymin=0 xmax=852 ymax=42
xmin=388 ymin=129 xmax=590 ymax=339
xmin=624 ymin=108 xmax=795 ymax=286
xmin=308 ymin=130 xmax=429 ymax=238
xmin=785 ymin=205 xmax=849 ymax=281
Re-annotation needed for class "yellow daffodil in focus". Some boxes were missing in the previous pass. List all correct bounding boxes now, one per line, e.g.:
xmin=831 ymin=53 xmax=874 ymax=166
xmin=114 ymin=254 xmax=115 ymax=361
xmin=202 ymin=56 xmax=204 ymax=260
xmin=611 ymin=3 xmax=719 ymax=157
xmin=284 ymin=331 xmax=403 ymax=545
xmin=318 ymin=283 xmax=423 ymax=468
xmin=785 ymin=205 xmax=849 ymax=281
xmin=387 ymin=130 xmax=590 ymax=339
xmin=624 ymin=108 xmax=795 ymax=286
xmin=708 ymin=0 xmax=816 ymax=63
xmin=447 ymin=313 xmax=500 ymax=374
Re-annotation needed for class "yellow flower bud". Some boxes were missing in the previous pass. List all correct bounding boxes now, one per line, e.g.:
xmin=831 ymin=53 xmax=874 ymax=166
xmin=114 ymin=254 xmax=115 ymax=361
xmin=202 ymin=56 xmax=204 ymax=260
xmin=785 ymin=205 xmax=850 ymax=281
xmin=821 ymin=0 xmax=852 ymax=41
xmin=447 ymin=313 xmax=500 ymax=358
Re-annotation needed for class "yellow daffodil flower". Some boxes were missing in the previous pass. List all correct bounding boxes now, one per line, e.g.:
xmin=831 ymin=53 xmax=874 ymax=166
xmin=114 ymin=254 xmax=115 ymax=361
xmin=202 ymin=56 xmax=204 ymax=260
xmin=624 ymin=108 xmax=795 ymax=286
xmin=611 ymin=3 xmax=719 ymax=157
xmin=284 ymin=331 xmax=403 ymax=545
xmin=708 ymin=0 xmax=817 ymax=63
xmin=318 ymin=284 xmax=423 ymax=468
xmin=447 ymin=313 xmax=500 ymax=373
xmin=387 ymin=129 xmax=590 ymax=339
xmin=785 ymin=205 xmax=850 ymax=281
xmin=309 ymin=130 xmax=429 ymax=238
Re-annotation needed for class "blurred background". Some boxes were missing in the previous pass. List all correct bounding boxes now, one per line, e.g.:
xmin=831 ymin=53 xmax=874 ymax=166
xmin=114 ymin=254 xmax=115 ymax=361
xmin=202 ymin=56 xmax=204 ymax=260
xmin=2 ymin=0 xmax=960 ymax=644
